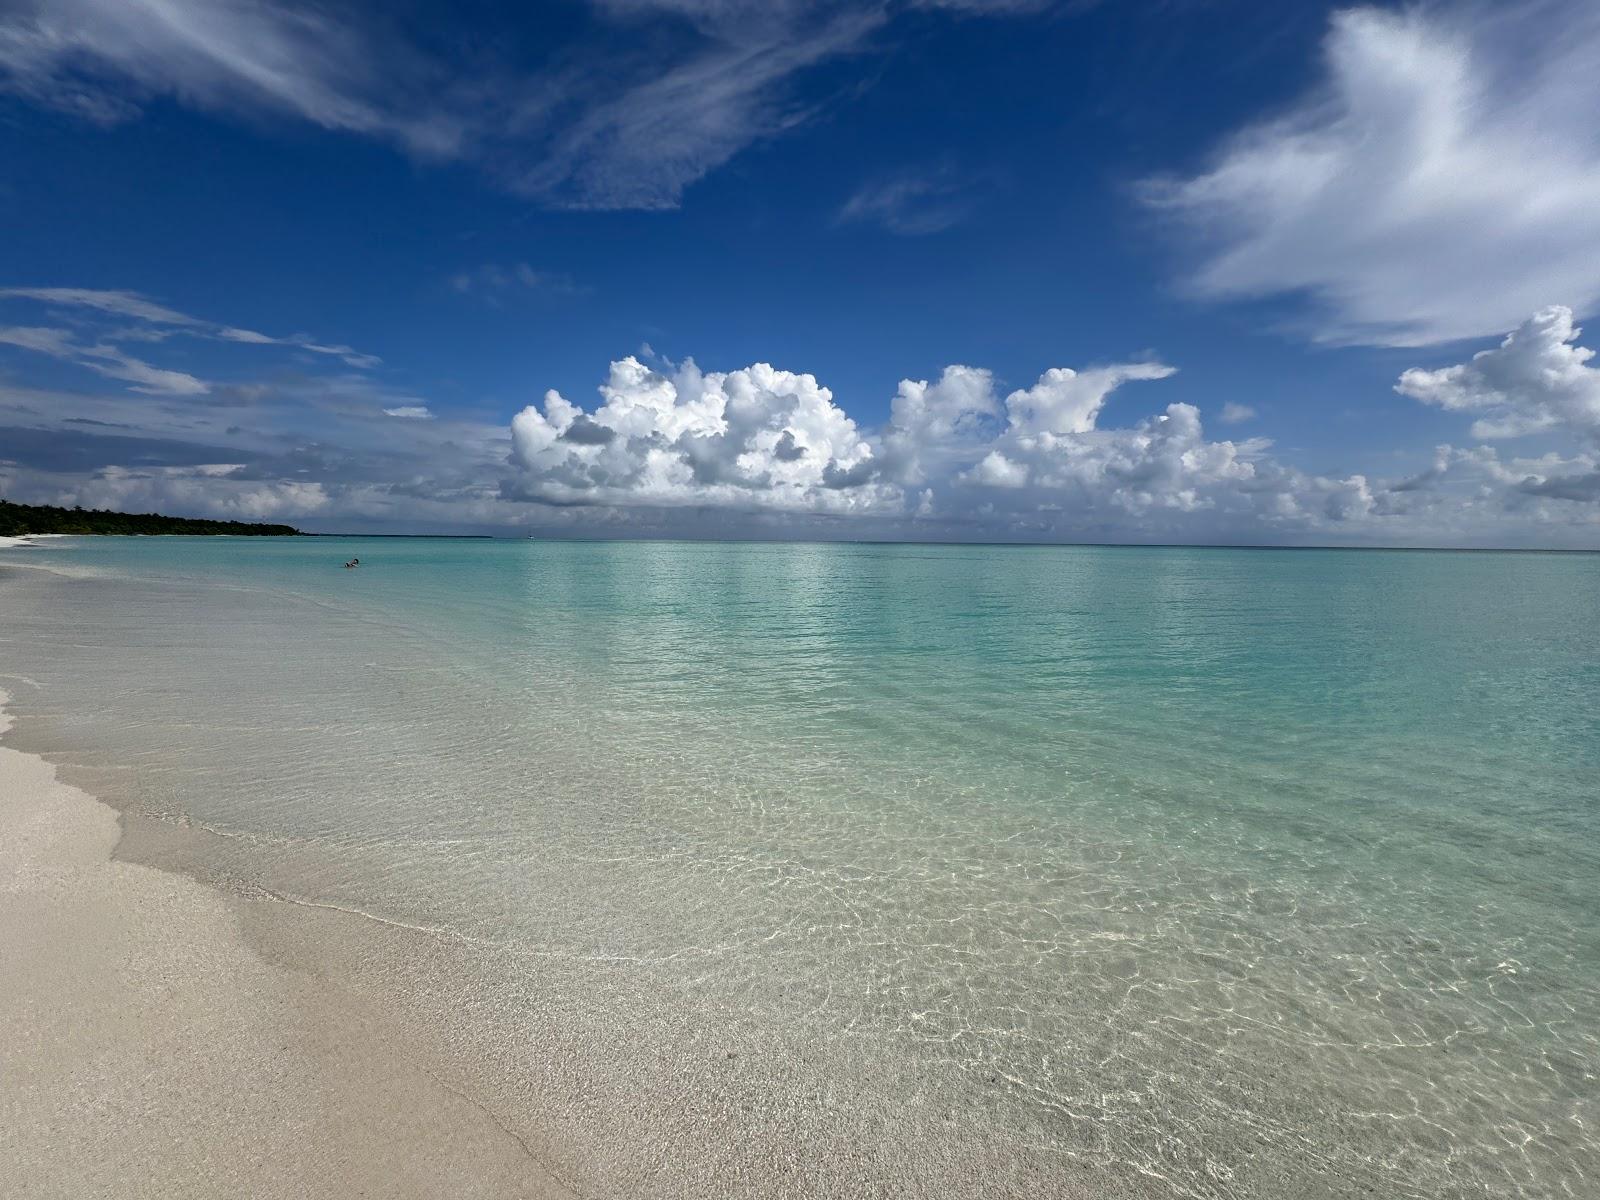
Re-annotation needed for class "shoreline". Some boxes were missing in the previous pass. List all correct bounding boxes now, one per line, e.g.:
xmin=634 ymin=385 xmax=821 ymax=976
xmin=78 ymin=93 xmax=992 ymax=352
xmin=0 ymin=689 xmax=576 ymax=1199
xmin=0 ymin=676 xmax=1088 ymax=1200
xmin=6 ymin=537 xmax=1591 ymax=1197
xmin=0 ymin=661 xmax=1096 ymax=1200
xmin=0 ymin=534 xmax=66 ymax=550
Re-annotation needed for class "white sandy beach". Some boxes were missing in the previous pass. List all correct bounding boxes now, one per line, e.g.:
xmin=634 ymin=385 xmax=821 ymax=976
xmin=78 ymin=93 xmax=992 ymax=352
xmin=0 ymin=535 xmax=63 ymax=549
xmin=0 ymin=694 xmax=574 ymax=1200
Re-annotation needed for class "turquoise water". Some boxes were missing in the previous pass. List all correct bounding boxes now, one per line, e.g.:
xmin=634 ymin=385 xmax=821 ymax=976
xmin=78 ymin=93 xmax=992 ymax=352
xmin=2 ymin=537 xmax=1597 ymax=1197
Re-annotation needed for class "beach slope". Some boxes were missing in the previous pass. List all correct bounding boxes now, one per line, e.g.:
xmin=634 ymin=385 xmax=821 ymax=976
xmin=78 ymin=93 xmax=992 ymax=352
xmin=0 ymin=697 xmax=574 ymax=1200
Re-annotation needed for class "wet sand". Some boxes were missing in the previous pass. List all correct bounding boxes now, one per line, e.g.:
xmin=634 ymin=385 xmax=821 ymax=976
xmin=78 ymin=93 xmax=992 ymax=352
xmin=0 ymin=694 xmax=577 ymax=1199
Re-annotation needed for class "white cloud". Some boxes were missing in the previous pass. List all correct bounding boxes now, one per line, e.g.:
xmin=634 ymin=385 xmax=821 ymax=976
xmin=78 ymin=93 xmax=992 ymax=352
xmin=0 ymin=287 xmax=200 ymax=325
xmin=505 ymin=324 xmax=1600 ymax=545
xmin=966 ymin=450 xmax=1029 ymax=488
xmin=1147 ymin=4 xmax=1600 ymax=347
xmin=0 ymin=321 xmax=208 ymax=395
xmin=0 ymin=287 xmax=379 ymax=379
xmin=0 ymin=1 xmax=1054 ymax=212
xmin=6 ymin=285 xmax=1600 ymax=545
xmin=896 ymin=374 xmax=1283 ymax=531
xmin=877 ymin=365 xmax=1005 ymax=488
xmin=1003 ymin=362 xmax=1176 ymax=435
xmin=0 ymin=325 xmax=76 ymax=356
xmin=0 ymin=0 xmax=462 ymax=154
xmin=503 ymin=356 xmax=1273 ymax=532
xmin=217 ymin=325 xmax=379 ymax=367
xmin=510 ymin=357 xmax=891 ymax=511
xmin=79 ymin=346 xmax=209 ymax=396
xmin=1396 ymin=306 xmax=1600 ymax=442
xmin=837 ymin=166 xmax=990 ymax=235
xmin=1219 ymin=402 xmax=1256 ymax=425
xmin=449 ymin=263 xmax=585 ymax=301
xmin=512 ymin=6 xmax=886 ymax=209
xmin=20 ymin=463 xmax=332 ymax=521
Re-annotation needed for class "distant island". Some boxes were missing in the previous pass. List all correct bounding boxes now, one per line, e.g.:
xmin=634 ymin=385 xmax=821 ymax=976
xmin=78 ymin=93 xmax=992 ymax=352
xmin=0 ymin=499 xmax=302 ymax=537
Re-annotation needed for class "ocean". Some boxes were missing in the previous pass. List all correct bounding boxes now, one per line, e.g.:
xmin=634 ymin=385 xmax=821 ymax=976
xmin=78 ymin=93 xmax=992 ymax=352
xmin=3 ymin=536 xmax=1596 ymax=1198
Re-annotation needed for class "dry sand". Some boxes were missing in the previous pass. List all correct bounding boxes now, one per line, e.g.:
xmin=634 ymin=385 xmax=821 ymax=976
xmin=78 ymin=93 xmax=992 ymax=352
xmin=0 ymin=695 xmax=578 ymax=1200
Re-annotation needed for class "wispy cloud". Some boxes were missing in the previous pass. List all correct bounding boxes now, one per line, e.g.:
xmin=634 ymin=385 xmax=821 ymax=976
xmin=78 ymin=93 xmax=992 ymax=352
xmin=1144 ymin=3 xmax=1600 ymax=347
xmin=449 ymin=263 xmax=587 ymax=302
xmin=0 ymin=0 xmax=464 ymax=153
xmin=0 ymin=325 xmax=77 ymax=356
xmin=0 ymin=292 xmax=511 ymax=531
xmin=510 ymin=5 xmax=887 ymax=209
xmin=0 ymin=321 xmax=207 ymax=395
xmin=0 ymin=287 xmax=201 ymax=326
xmin=0 ymin=1 xmax=1051 ymax=212
xmin=79 ymin=345 xmax=210 ymax=395
xmin=837 ymin=165 xmax=994 ymax=235
xmin=0 ymin=287 xmax=380 ymax=373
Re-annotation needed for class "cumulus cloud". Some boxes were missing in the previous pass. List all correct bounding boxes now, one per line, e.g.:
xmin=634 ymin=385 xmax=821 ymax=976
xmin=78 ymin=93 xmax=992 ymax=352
xmin=878 ymin=365 xmax=1005 ymax=487
xmin=1002 ymin=362 xmax=1175 ymax=435
xmin=506 ymin=353 xmax=1368 ymax=540
xmin=1396 ymin=306 xmax=1600 ymax=442
xmin=510 ymin=357 xmax=890 ymax=512
xmin=505 ymin=315 xmax=1600 ymax=545
xmin=5 ymin=284 xmax=1599 ymax=545
xmin=1147 ymin=4 xmax=1600 ymax=346
xmin=1392 ymin=306 xmax=1600 ymax=508
xmin=884 ymin=368 xmax=1290 ymax=534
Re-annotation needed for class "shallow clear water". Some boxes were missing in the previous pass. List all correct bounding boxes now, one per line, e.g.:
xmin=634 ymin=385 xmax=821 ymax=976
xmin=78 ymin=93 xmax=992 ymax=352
xmin=3 ymin=537 xmax=1597 ymax=1197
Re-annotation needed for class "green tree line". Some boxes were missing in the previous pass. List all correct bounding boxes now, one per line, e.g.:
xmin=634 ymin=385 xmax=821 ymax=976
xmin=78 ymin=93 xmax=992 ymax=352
xmin=0 ymin=499 xmax=302 ymax=537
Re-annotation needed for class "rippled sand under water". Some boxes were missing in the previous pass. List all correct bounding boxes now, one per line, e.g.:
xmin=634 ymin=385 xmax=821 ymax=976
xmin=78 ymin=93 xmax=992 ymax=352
xmin=1 ymin=537 xmax=1596 ymax=1198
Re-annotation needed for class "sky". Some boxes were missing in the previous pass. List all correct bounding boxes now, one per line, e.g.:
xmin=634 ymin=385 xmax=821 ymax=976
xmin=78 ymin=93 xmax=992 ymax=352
xmin=2 ymin=0 xmax=1599 ymax=546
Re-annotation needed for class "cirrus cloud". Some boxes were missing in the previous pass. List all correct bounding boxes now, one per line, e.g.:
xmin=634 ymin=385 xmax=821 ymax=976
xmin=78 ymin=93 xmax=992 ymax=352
xmin=0 ymin=0 xmax=1056 ymax=212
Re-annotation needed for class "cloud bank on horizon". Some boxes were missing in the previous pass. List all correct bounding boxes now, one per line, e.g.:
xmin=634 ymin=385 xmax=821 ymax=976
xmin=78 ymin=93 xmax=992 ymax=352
xmin=500 ymin=309 xmax=1600 ymax=543
xmin=3 ymin=284 xmax=1599 ymax=545
xmin=2 ymin=1 xmax=1600 ymax=545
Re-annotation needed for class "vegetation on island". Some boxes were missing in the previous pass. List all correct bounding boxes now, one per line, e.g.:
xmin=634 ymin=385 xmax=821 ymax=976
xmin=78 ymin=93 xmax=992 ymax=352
xmin=0 ymin=499 xmax=302 ymax=537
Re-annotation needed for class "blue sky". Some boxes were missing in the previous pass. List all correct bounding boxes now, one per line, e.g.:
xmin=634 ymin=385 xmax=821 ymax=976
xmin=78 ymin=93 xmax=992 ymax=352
xmin=2 ymin=0 xmax=1598 ymax=545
